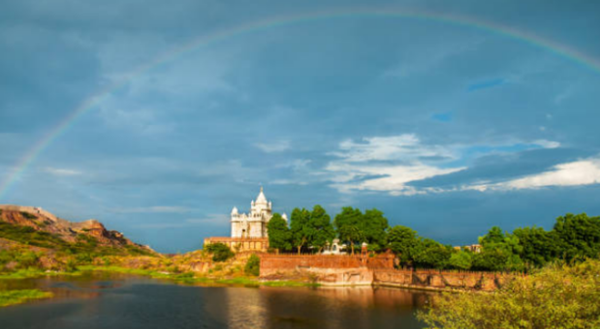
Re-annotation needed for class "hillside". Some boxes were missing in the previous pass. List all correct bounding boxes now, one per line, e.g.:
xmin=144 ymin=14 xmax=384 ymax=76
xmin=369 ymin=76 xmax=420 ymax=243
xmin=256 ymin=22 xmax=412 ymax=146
xmin=0 ymin=205 xmax=154 ymax=257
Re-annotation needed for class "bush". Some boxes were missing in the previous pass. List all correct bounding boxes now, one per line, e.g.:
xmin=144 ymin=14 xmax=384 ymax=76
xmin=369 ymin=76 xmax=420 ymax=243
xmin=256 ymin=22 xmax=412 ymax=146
xmin=19 ymin=212 xmax=38 ymax=220
xmin=244 ymin=254 xmax=260 ymax=276
xmin=205 ymin=243 xmax=235 ymax=262
xmin=418 ymin=259 xmax=600 ymax=329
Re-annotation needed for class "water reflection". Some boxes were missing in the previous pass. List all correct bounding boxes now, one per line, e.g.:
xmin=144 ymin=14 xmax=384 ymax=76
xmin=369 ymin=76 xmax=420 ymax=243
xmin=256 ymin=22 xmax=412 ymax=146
xmin=0 ymin=273 xmax=429 ymax=329
xmin=211 ymin=286 xmax=431 ymax=329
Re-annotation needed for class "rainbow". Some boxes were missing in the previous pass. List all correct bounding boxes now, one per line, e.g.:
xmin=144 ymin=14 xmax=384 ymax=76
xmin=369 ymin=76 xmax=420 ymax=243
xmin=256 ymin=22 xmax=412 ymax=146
xmin=1 ymin=8 xmax=599 ymax=200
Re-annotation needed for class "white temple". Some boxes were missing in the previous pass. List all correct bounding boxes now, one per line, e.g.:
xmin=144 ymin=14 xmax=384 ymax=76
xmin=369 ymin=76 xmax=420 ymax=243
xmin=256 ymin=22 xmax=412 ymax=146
xmin=230 ymin=187 xmax=287 ymax=238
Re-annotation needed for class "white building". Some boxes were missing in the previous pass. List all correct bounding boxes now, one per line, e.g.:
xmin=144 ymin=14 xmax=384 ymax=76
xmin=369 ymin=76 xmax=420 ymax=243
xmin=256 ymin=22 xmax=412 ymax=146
xmin=230 ymin=187 xmax=287 ymax=238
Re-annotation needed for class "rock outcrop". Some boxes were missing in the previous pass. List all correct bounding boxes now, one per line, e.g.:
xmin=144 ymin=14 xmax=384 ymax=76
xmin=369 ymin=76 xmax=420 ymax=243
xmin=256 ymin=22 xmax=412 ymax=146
xmin=0 ymin=204 xmax=153 ymax=253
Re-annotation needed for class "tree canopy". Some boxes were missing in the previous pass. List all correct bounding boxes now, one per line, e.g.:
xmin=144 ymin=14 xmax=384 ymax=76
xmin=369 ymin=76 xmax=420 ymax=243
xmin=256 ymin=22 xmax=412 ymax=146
xmin=266 ymin=213 xmax=291 ymax=253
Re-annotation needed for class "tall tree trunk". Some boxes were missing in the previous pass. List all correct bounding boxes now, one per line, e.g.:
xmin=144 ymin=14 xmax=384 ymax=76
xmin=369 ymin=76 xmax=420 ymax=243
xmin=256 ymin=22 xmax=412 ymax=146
xmin=297 ymin=246 xmax=301 ymax=255
xmin=350 ymin=240 xmax=355 ymax=255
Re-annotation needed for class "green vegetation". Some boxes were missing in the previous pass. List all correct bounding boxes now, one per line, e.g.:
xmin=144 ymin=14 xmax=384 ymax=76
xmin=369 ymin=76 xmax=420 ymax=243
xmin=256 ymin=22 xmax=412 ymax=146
xmin=0 ymin=221 xmax=152 ymax=261
xmin=267 ymin=204 xmax=600 ymax=272
xmin=244 ymin=254 xmax=260 ymax=276
xmin=267 ymin=213 xmax=291 ymax=253
xmin=290 ymin=208 xmax=312 ymax=254
xmin=19 ymin=212 xmax=37 ymax=220
xmin=418 ymin=259 xmax=600 ymax=329
xmin=0 ymin=289 xmax=53 ymax=307
xmin=0 ymin=221 xmax=67 ymax=249
xmin=205 ymin=242 xmax=235 ymax=262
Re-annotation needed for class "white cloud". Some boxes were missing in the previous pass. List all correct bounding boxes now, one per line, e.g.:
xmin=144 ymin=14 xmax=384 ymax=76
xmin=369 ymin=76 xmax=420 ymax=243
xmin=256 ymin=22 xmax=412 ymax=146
xmin=330 ymin=134 xmax=457 ymax=162
xmin=325 ymin=134 xmax=465 ymax=195
xmin=45 ymin=167 xmax=82 ymax=176
xmin=466 ymin=159 xmax=600 ymax=192
xmin=254 ymin=140 xmax=290 ymax=153
xmin=533 ymin=139 xmax=560 ymax=149
xmin=324 ymin=134 xmax=594 ymax=196
xmin=327 ymin=162 xmax=464 ymax=196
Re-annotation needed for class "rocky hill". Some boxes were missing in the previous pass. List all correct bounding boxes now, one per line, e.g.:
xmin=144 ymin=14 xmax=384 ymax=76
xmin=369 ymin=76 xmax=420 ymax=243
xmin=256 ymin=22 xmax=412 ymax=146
xmin=0 ymin=205 xmax=154 ymax=256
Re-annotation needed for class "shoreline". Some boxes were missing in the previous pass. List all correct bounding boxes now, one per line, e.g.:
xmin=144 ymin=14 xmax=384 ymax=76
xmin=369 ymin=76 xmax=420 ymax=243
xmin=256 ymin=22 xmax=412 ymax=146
xmin=0 ymin=265 xmax=462 ymax=308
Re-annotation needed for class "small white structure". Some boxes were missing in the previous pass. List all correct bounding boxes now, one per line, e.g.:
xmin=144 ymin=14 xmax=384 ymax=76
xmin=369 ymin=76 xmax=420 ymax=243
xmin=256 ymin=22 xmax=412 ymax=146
xmin=322 ymin=239 xmax=347 ymax=255
xmin=230 ymin=187 xmax=286 ymax=238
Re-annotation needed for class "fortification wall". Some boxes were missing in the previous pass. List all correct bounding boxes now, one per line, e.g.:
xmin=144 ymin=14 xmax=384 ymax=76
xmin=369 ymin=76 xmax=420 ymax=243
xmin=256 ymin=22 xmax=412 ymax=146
xmin=372 ymin=269 xmax=511 ymax=291
xmin=259 ymin=254 xmax=511 ymax=290
xmin=259 ymin=254 xmax=393 ymax=285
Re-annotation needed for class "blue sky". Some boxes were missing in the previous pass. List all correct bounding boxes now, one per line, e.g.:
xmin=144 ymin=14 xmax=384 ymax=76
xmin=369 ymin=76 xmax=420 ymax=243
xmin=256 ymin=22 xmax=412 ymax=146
xmin=1 ymin=0 xmax=600 ymax=252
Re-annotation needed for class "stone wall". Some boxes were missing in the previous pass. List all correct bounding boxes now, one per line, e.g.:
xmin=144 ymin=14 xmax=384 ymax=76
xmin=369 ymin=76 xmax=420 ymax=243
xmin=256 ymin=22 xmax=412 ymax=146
xmin=372 ymin=269 xmax=512 ymax=291
xmin=259 ymin=254 xmax=393 ymax=285
xmin=259 ymin=254 xmax=512 ymax=290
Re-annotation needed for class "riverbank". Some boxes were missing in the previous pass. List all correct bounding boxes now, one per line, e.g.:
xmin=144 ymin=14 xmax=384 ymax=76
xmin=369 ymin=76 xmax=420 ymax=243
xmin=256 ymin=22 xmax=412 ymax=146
xmin=0 ymin=265 xmax=320 ymax=307
xmin=0 ymin=289 xmax=53 ymax=307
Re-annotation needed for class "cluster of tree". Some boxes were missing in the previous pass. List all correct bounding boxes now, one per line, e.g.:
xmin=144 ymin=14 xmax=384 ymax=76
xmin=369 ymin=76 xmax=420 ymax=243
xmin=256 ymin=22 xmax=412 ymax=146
xmin=379 ymin=212 xmax=600 ymax=271
xmin=268 ymin=205 xmax=600 ymax=272
xmin=267 ymin=206 xmax=388 ymax=254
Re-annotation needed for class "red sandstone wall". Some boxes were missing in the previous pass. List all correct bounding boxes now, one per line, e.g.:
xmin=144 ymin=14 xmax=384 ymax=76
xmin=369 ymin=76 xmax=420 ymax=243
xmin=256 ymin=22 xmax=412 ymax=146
xmin=259 ymin=254 xmax=510 ymax=290
xmin=260 ymin=254 xmax=394 ymax=275
xmin=372 ymin=269 xmax=511 ymax=291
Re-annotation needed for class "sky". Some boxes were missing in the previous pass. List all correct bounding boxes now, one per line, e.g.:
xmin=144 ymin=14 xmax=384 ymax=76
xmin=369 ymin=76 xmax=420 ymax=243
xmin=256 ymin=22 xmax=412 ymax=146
xmin=1 ymin=0 xmax=600 ymax=253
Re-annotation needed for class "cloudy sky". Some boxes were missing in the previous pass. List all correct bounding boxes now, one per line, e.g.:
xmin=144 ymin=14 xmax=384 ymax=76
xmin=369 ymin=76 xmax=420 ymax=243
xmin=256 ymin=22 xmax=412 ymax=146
xmin=1 ymin=0 xmax=599 ymax=252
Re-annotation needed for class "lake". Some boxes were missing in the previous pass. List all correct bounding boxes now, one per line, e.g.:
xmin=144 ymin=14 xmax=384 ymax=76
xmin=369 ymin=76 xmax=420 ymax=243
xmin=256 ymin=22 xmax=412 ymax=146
xmin=0 ymin=273 xmax=430 ymax=329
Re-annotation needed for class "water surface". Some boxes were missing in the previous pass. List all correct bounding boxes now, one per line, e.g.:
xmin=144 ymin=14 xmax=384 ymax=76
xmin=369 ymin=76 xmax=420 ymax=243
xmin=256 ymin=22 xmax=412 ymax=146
xmin=0 ymin=273 xmax=429 ymax=329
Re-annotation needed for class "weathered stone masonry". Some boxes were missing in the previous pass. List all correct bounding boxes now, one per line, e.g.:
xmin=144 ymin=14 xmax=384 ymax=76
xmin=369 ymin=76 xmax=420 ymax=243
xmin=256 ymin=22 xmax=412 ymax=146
xmin=259 ymin=254 xmax=511 ymax=290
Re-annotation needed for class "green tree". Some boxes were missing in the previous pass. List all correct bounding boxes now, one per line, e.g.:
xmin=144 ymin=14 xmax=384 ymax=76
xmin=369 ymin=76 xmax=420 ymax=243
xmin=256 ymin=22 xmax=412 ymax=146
xmin=308 ymin=205 xmax=335 ymax=253
xmin=513 ymin=226 xmax=556 ymax=268
xmin=413 ymin=238 xmax=452 ymax=269
xmin=266 ymin=213 xmax=291 ymax=253
xmin=448 ymin=249 xmax=473 ymax=270
xmin=471 ymin=249 xmax=508 ymax=271
xmin=388 ymin=225 xmax=418 ymax=266
xmin=290 ymin=208 xmax=312 ymax=254
xmin=338 ymin=225 xmax=363 ymax=255
xmin=553 ymin=213 xmax=600 ymax=261
xmin=334 ymin=207 xmax=363 ymax=254
xmin=359 ymin=209 xmax=390 ymax=252
xmin=477 ymin=227 xmax=524 ymax=271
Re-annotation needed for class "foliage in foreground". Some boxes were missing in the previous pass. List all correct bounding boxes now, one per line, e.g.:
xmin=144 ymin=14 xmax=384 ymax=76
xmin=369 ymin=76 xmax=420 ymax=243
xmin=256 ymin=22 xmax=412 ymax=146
xmin=418 ymin=259 xmax=600 ymax=329
xmin=0 ymin=289 xmax=53 ymax=307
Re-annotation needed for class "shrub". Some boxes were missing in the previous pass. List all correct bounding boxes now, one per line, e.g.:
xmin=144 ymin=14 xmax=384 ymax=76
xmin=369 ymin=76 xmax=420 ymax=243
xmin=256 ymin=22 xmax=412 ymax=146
xmin=205 ymin=243 xmax=235 ymax=262
xmin=19 ymin=212 xmax=38 ymax=220
xmin=244 ymin=254 xmax=260 ymax=276
xmin=418 ymin=259 xmax=600 ymax=329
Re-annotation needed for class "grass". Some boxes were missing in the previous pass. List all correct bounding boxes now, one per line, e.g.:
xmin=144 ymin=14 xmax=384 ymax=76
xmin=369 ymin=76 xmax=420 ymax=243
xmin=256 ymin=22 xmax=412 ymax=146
xmin=0 ymin=269 xmax=83 ymax=280
xmin=0 ymin=289 xmax=53 ymax=307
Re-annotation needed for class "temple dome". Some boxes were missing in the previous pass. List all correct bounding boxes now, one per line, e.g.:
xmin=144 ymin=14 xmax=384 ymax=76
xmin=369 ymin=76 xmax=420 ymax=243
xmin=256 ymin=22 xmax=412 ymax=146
xmin=255 ymin=186 xmax=268 ymax=204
